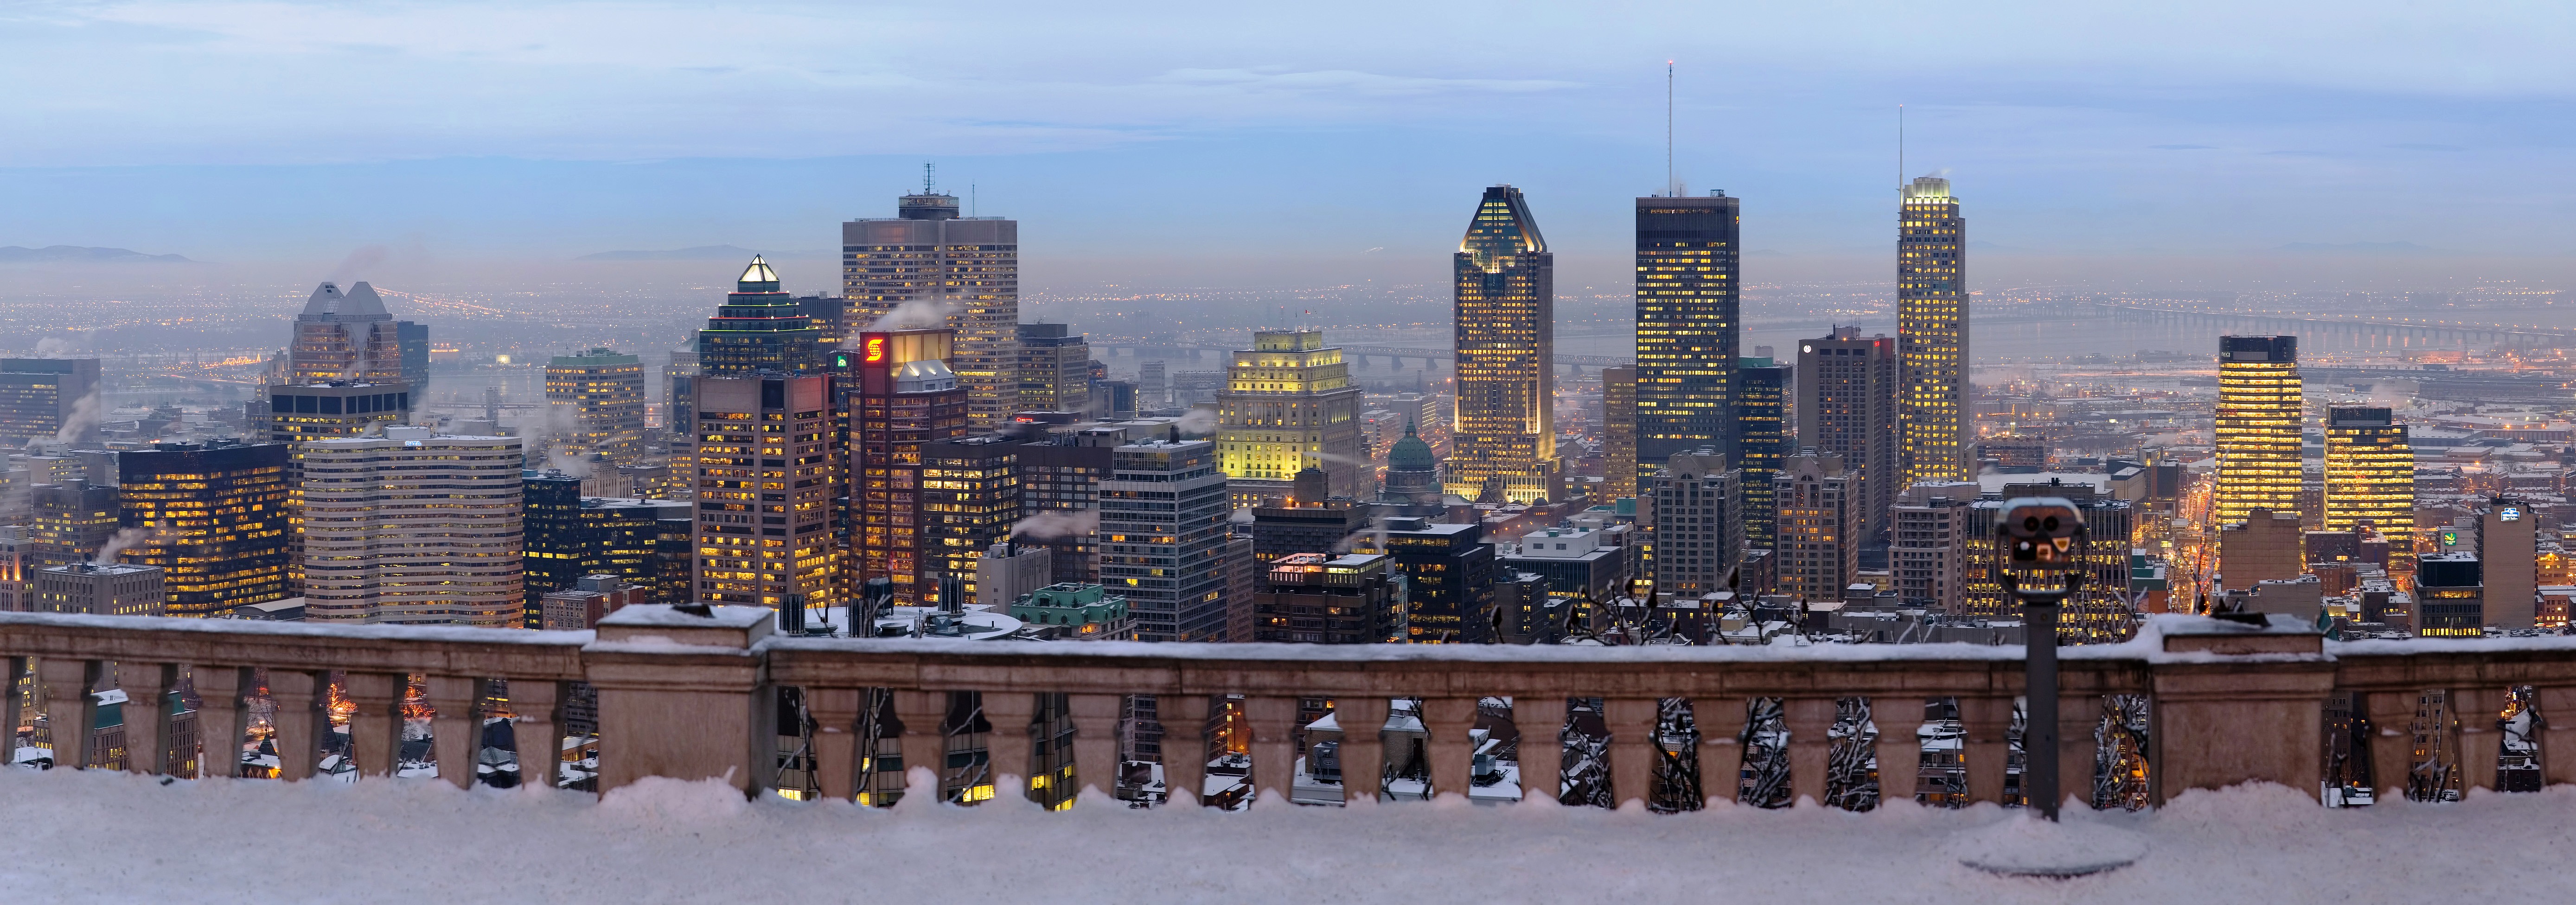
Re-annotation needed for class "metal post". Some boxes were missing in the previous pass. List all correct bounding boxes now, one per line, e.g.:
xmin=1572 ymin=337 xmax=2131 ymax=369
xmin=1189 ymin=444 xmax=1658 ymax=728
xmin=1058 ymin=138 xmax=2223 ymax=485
xmin=2020 ymin=589 xmax=2061 ymax=820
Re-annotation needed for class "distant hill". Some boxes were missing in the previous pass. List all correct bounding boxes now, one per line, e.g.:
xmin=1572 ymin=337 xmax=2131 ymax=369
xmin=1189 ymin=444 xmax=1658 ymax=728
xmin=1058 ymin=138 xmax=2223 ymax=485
xmin=0 ymin=245 xmax=192 ymax=263
xmin=2268 ymin=241 xmax=2453 ymax=256
xmin=578 ymin=245 xmax=767 ymax=261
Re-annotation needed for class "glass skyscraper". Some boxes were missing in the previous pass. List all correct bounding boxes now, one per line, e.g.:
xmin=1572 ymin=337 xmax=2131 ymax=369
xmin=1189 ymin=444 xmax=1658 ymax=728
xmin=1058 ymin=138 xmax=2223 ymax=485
xmin=2214 ymin=335 xmax=2303 ymax=526
xmin=699 ymin=256 xmax=821 ymax=376
xmin=1734 ymin=361 xmax=1787 ymax=549
xmin=2323 ymin=406 xmax=2412 ymax=539
xmin=1447 ymin=185 xmax=1558 ymax=504
xmin=844 ymin=187 xmax=1021 ymax=430
xmin=1897 ymin=177 xmax=1970 ymax=486
xmin=1634 ymin=192 xmax=1740 ymax=477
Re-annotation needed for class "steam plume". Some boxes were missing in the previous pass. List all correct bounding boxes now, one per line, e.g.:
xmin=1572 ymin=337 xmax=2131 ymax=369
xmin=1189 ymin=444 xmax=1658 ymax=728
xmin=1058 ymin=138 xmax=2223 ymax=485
xmin=94 ymin=527 xmax=160 ymax=564
xmin=1010 ymin=510 xmax=1099 ymax=540
xmin=867 ymin=299 xmax=959 ymax=331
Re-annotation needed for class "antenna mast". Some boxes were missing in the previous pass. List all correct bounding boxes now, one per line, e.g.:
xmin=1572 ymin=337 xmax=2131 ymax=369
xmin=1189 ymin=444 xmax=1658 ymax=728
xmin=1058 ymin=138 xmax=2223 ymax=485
xmin=923 ymin=161 xmax=935 ymax=194
xmin=1897 ymin=105 xmax=1905 ymax=200
xmin=1666 ymin=60 xmax=1675 ymax=197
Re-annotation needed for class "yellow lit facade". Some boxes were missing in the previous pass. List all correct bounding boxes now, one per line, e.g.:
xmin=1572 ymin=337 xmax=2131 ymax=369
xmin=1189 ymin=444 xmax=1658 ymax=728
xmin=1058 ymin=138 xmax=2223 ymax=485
xmin=1633 ymin=193 xmax=1739 ymax=479
xmin=115 ymin=440 xmax=291 ymax=618
xmin=844 ymin=191 xmax=1020 ymax=430
xmin=693 ymin=372 xmax=840 ymax=610
xmin=545 ymin=349 xmax=648 ymax=466
xmin=1447 ymin=185 xmax=1559 ymax=503
xmin=1897 ymin=176 xmax=1970 ymax=485
xmin=1601 ymin=366 xmax=1636 ymax=500
xmin=2324 ymin=406 xmax=2412 ymax=542
xmin=2215 ymin=336 xmax=2303 ymax=526
xmin=1216 ymin=329 xmax=1363 ymax=506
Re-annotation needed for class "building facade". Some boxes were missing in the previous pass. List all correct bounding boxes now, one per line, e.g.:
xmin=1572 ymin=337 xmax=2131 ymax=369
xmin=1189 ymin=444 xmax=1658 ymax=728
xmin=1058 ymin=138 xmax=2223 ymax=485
xmin=1892 ymin=481 xmax=1979 ymax=615
xmin=920 ymin=435 xmax=1023 ymax=606
xmin=32 ymin=563 xmax=165 ymax=616
xmin=1796 ymin=328 xmax=1898 ymax=549
xmin=842 ymin=187 xmax=1020 ymax=429
xmin=288 ymin=282 xmax=406 ymax=386
xmin=2323 ymin=406 xmax=2411 ymax=541
xmin=1896 ymin=177 xmax=1970 ymax=486
xmin=2215 ymin=336 xmax=2303 ymax=526
xmin=844 ymin=329 xmax=970 ymax=605
xmin=1014 ymin=323 xmax=1092 ymax=415
xmin=1098 ymin=439 xmax=1231 ymax=642
xmin=301 ymin=428 xmax=524 ymax=625
xmin=545 ymin=348 xmax=649 ymax=466
xmin=1601 ymin=365 xmax=1637 ymax=501
xmin=0 ymin=358 xmax=100 ymax=445
xmin=116 ymin=440 xmax=291 ymax=617
xmin=700 ymin=257 xmax=823 ymax=376
xmin=1448 ymin=185 xmax=1559 ymax=503
xmin=1773 ymin=451 xmax=1857 ymax=602
xmin=1736 ymin=361 xmax=1788 ymax=549
xmin=1633 ymin=191 xmax=1740 ymax=479
xmin=693 ymin=372 xmax=839 ymax=610
xmin=1215 ymin=329 xmax=1365 ymax=505
xmin=1651 ymin=449 xmax=1742 ymax=596
xmin=1349 ymin=516 xmax=1493 ymax=644
xmin=1253 ymin=553 xmax=1401 ymax=644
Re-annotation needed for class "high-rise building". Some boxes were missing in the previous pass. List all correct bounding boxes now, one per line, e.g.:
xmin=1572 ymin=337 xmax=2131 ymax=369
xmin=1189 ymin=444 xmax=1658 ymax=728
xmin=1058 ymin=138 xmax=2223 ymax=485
xmin=1633 ymin=191 xmax=1740 ymax=478
xmin=1098 ymin=439 xmax=1231 ymax=642
xmin=1249 ymin=474 xmax=1368 ymax=564
xmin=302 ymin=427 xmax=523 ymax=626
xmin=545 ymin=348 xmax=649 ymax=466
xmin=920 ymin=435 xmax=1024 ymax=605
xmin=664 ymin=348 xmax=700 ymax=447
xmin=2324 ymin=406 xmax=2412 ymax=540
xmin=0 ymin=526 xmax=29 ymax=611
xmin=2481 ymin=496 xmax=2537 ymax=631
xmin=1896 ymin=177 xmax=1969 ymax=486
xmin=2416 ymin=553 xmax=2485 ymax=637
xmin=30 ymin=483 xmax=119 ymax=569
xmin=1651 ymin=449 xmax=1742 ymax=596
xmin=2214 ymin=336 xmax=2302 ymax=526
xmin=1139 ymin=361 xmax=1168 ymax=409
xmin=843 ymin=184 xmax=1020 ymax=429
xmin=2220 ymin=508 xmax=2305 ymax=589
xmin=844 ymin=329 xmax=970 ymax=606
xmin=523 ymin=471 xmax=685 ymax=625
xmin=797 ymin=295 xmax=853 ymax=353
xmin=1017 ymin=432 xmax=1116 ymax=585
xmin=699 ymin=257 xmax=823 ymax=376
xmin=1601 ymin=366 xmax=1637 ymax=501
xmin=694 ymin=371 xmax=840 ymax=610
xmin=1253 ymin=553 xmax=1402 ymax=644
xmin=1448 ymin=185 xmax=1559 ymax=503
xmin=1736 ymin=361 xmax=1789 ymax=549
xmin=1796 ymin=328 xmax=1898 ymax=549
xmin=1215 ymin=329 xmax=1365 ymax=506
xmin=0 ymin=358 xmax=100 ymax=445
xmin=1773 ymin=451 xmax=1857 ymax=602
xmin=396 ymin=321 xmax=430 ymax=409
xmin=32 ymin=563 xmax=165 ymax=616
xmin=1015 ymin=323 xmax=1092 ymax=415
xmin=261 ymin=381 xmax=410 ymax=594
xmin=116 ymin=440 xmax=291 ymax=618
xmin=1891 ymin=481 xmax=1979 ymax=615
xmin=1350 ymin=516 xmax=1495 ymax=644
xmin=289 ymin=282 xmax=406 ymax=386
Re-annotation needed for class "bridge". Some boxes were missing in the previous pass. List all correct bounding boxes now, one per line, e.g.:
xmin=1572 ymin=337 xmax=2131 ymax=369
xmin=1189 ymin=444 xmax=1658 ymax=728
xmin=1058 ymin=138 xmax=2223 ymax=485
xmin=2084 ymin=302 xmax=2573 ymax=349
xmin=1091 ymin=338 xmax=1635 ymax=370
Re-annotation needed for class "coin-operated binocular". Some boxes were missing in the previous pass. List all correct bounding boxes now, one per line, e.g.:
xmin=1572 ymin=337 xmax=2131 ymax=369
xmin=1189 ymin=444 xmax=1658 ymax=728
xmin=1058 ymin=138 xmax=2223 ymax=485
xmin=1995 ymin=497 xmax=2088 ymax=578
xmin=1991 ymin=497 xmax=2087 ymax=821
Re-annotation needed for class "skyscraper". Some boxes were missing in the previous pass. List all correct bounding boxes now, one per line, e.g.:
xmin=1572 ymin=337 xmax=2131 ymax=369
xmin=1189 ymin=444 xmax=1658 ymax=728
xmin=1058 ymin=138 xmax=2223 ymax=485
xmin=693 ymin=371 xmax=839 ymax=609
xmin=1896 ymin=177 xmax=1969 ymax=486
xmin=1796 ymin=328 xmax=1898 ymax=550
xmin=1098 ymin=438 xmax=1231 ymax=642
xmin=289 ymin=282 xmax=406 ymax=386
xmin=1773 ymin=451 xmax=1856 ymax=602
xmin=1652 ymin=449 xmax=1742 ymax=596
xmin=116 ymin=440 xmax=290 ymax=618
xmin=302 ymin=428 xmax=523 ymax=626
xmin=2324 ymin=406 xmax=2412 ymax=539
xmin=1600 ymin=366 xmax=1637 ymax=501
xmin=843 ymin=182 xmax=1020 ymax=429
xmin=700 ymin=257 xmax=822 ymax=376
xmin=1448 ymin=185 xmax=1559 ymax=504
xmin=0 ymin=358 xmax=100 ymax=446
xmin=1735 ymin=361 xmax=1788 ymax=549
xmin=1633 ymin=191 xmax=1740 ymax=478
xmin=1015 ymin=323 xmax=1092 ymax=415
xmin=545 ymin=348 xmax=648 ymax=466
xmin=844 ymin=329 xmax=970 ymax=605
xmin=1215 ymin=329 xmax=1364 ymax=506
xmin=2214 ymin=336 xmax=2303 ymax=526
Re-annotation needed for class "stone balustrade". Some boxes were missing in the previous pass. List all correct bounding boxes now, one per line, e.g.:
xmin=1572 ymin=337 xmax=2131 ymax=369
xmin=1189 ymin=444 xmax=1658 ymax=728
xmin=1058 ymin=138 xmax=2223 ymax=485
xmin=8 ymin=607 xmax=2576 ymax=812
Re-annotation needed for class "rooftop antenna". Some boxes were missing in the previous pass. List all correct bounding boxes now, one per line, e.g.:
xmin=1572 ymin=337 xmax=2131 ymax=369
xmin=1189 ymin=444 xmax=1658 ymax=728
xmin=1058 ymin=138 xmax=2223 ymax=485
xmin=1666 ymin=60 xmax=1675 ymax=197
xmin=971 ymin=183 xmax=978 ymax=217
xmin=1898 ymin=104 xmax=1905 ymax=199
xmin=923 ymin=161 xmax=935 ymax=195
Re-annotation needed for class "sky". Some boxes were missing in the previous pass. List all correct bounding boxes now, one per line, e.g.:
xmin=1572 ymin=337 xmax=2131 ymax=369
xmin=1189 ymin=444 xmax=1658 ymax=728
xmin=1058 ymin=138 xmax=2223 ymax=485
xmin=4 ymin=0 xmax=2575 ymax=292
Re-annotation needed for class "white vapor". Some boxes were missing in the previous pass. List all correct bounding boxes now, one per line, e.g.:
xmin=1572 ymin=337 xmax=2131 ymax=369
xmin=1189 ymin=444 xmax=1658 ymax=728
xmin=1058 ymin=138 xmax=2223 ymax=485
xmin=1010 ymin=509 xmax=1099 ymax=540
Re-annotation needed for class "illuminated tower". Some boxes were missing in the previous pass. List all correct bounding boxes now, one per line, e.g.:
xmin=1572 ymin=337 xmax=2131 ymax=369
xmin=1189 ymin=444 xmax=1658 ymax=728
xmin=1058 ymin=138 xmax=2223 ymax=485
xmin=2323 ymin=407 xmax=2412 ymax=539
xmin=691 ymin=371 xmax=839 ymax=610
xmin=843 ymin=179 xmax=1020 ymax=429
xmin=1447 ymin=185 xmax=1559 ymax=503
xmin=1897 ymin=177 xmax=1969 ymax=485
xmin=2214 ymin=336 xmax=2303 ymax=526
xmin=1796 ymin=328 xmax=1898 ymax=548
xmin=289 ymin=281 xmax=405 ymax=386
xmin=1633 ymin=191 xmax=1739 ymax=478
xmin=699 ymin=256 xmax=821 ymax=376
xmin=1215 ymin=329 xmax=1364 ymax=507
xmin=1601 ymin=366 xmax=1637 ymax=500
xmin=844 ymin=329 xmax=970 ymax=605
xmin=1735 ymin=361 xmax=1788 ymax=548
xmin=115 ymin=440 xmax=291 ymax=618
xmin=544 ymin=348 xmax=648 ymax=466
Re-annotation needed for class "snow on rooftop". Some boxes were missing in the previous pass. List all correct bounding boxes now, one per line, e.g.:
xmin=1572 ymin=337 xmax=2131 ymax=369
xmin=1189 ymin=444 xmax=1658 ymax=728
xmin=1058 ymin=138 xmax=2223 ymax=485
xmin=8 ymin=768 xmax=2575 ymax=902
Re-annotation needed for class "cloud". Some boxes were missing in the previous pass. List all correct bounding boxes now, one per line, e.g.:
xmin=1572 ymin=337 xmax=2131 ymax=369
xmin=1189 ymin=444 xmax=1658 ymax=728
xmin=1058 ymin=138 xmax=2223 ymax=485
xmin=2385 ymin=142 xmax=2465 ymax=151
xmin=1151 ymin=68 xmax=1580 ymax=96
xmin=2151 ymin=144 xmax=2217 ymax=150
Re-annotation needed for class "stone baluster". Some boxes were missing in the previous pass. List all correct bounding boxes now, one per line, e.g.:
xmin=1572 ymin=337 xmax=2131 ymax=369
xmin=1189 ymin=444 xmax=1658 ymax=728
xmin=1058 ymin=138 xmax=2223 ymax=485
xmin=2056 ymin=694 xmax=2101 ymax=812
xmin=1067 ymin=693 xmax=1123 ymax=802
xmin=1871 ymin=696 xmax=1923 ymax=807
xmin=0 ymin=656 xmax=23 ymax=768
xmin=1782 ymin=697 xmax=1838 ymax=807
xmin=2538 ymin=686 xmax=2576 ymax=786
xmin=1601 ymin=698 xmax=1660 ymax=809
xmin=1334 ymin=696 xmax=1390 ymax=804
xmin=1162 ymin=694 xmax=1210 ymax=809
xmin=511 ymin=679 xmax=563 ymax=793
xmin=340 ymin=672 xmax=404 ymax=778
xmin=269 ymin=669 xmax=328 ymax=782
xmin=36 ymin=657 xmax=98 ymax=769
xmin=116 ymin=661 xmax=176 ymax=775
xmin=1422 ymin=697 xmax=1479 ymax=802
xmin=805 ymin=688 xmax=863 ymax=803
xmin=1958 ymin=696 xmax=2016 ymax=805
xmin=192 ymin=665 xmax=248 ymax=779
xmin=894 ymin=689 xmax=952 ymax=803
xmin=1519 ymin=697 xmax=1566 ymax=805
xmin=2456 ymin=686 xmax=2504 ymax=793
xmin=1695 ymin=695 xmax=1747 ymax=806
xmin=979 ymin=691 xmax=1036 ymax=807
xmin=2365 ymin=690 xmax=2420 ymax=801
xmin=1246 ymin=695 xmax=1300 ymax=804
xmin=425 ymin=675 xmax=482 ymax=789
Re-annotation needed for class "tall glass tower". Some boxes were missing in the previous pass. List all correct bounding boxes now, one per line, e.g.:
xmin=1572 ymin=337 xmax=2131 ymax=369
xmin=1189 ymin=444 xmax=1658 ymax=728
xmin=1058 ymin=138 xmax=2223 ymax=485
xmin=1735 ymin=361 xmax=1787 ymax=548
xmin=2323 ymin=406 xmax=2412 ymax=541
xmin=2215 ymin=335 xmax=2304 ymax=526
xmin=1447 ymin=185 xmax=1559 ymax=504
xmin=1897 ymin=177 xmax=1969 ymax=486
xmin=699 ymin=256 xmax=821 ymax=376
xmin=1634 ymin=192 xmax=1740 ymax=478
xmin=844 ymin=184 xmax=1020 ymax=430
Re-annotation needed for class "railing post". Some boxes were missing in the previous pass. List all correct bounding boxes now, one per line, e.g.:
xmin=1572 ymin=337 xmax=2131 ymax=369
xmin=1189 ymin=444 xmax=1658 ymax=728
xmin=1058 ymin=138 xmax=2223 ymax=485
xmin=2364 ymin=690 xmax=2419 ymax=801
xmin=805 ymin=688 xmax=863 ymax=803
xmin=116 ymin=661 xmax=176 ymax=775
xmin=2148 ymin=618 xmax=2332 ymax=804
xmin=1334 ymin=695 xmax=1389 ymax=804
xmin=1246 ymin=695 xmax=1300 ymax=804
xmin=36 ymin=657 xmax=98 ymax=769
xmin=511 ymin=679 xmax=563 ymax=793
xmin=1602 ymin=698 xmax=1659 ymax=809
xmin=2457 ymin=687 xmax=2503 ymax=793
xmin=268 ymin=669 xmax=326 ymax=782
xmin=192 ymin=665 xmax=247 ymax=779
xmin=1422 ymin=697 xmax=1478 ymax=802
xmin=894 ymin=689 xmax=950 ymax=803
xmin=1782 ymin=696 xmax=1837 ymax=807
xmin=980 ymin=691 xmax=1037 ymax=807
xmin=0 ymin=656 xmax=24 ymax=767
xmin=1958 ymin=696 xmax=2015 ymax=805
xmin=426 ymin=676 xmax=481 ymax=789
xmin=585 ymin=605 xmax=774 ymax=798
xmin=2538 ymin=686 xmax=2576 ymax=787
xmin=340 ymin=672 xmax=403 ymax=778
xmin=1872 ymin=696 xmax=1921 ymax=806
xmin=1696 ymin=695 xmax=1746 ymax=806
xmin=1518 ymin=698 xmax=1567 ymax=805
xmin=1163 ymin=694 xmax=1210 ymax=809
xmin=2056 ymin=693 xmax=2100 ymax=811
xmin=1067 ymin=693 xmax=1123 ymax=802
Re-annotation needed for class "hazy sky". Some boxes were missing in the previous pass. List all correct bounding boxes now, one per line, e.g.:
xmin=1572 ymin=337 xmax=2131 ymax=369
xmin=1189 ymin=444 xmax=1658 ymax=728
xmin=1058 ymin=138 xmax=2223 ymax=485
xmin=6 ymin=1 xmax=2574 ymax=285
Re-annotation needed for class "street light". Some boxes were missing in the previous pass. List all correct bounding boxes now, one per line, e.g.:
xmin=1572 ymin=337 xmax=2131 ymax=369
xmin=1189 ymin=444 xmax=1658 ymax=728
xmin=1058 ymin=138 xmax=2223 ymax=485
xmin=1993 ymin=497 xmax=2088 ymax=821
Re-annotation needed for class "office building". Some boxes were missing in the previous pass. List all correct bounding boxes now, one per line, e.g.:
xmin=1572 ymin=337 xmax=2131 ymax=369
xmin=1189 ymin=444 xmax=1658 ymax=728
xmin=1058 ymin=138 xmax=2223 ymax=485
xmin=396 ymin=321 xmax=430 ymax=406
xmin=1736 ymin=360 xmax=1788 ymax=549
xmin=1796 ymin=329 xmax=1898 ymax=548
xmin=545 ymin=348 xmax=649 ymax=466
xmin=693 ymin=371 xmax=839 ymax=609
xmin=262 ymin=380 xmax=411 ymax=594
xmin=1015 ymin=323 xmax=1092 ymax=415
xmin=288 ymin=282 xmax=406 ymax=386
xmin=1501 ymin=527 xmax=1629 ymax=605
xmin=1008 ymin=583 xmax=1137 ymax=641
xmin=665 ymin=348 xmax=700 ymax=448
xmin=1349 ymin=516 xmax=1494 ymax=644
xmin=844 ymin=329 xmax=969 ymax=605
xmin=843 ymin=183 xmax=1020 ymax=429
xmin=920 ymin=435 xmax=1024 ymax=605
xmin=1601 ymin=365 xmax=1636 ymax=501
xmin=0 ymin=358 xmax=101 ymax=445
xmin=797 ymin=294 xmax=853 ymax=354
xmin=302 ymin=427 xmax=524 ymax=626
xmin=30 ymin=483 xmax=119 ymax=569
xmin=1651 ymin=449 xmax=1742 ymax=596
xmin=2220 ymin=507 xmax=2305 ymax=590
xmin=1254 ymin=553 xmax=1402 ymax=644
xmin=116 ymin=440 xmax=291 ymax=617
xmin=1215 ymin=329 xmax=1365 ymax=505
xmin=1379 ymin=422 xmax=1442 ymax=506
xmin=1891 ymin=481 xmax=1978 ymax=615
xmin=1098 ymin=439 xmax=1231 ymax=642
xmin=2482 ymin=496 xmax=2538 ymax=631
xmin=1017 ymin=433 xmax=1115 ymax=584
xmin=523 ymin=472 xmax=687 ymax=625
xmin=538 ymin=574 xmax=652 ymax=631
xmin=1896 ymin=177 xmax=1970 ymax=485
xmin=972 ymin=542 xmax=1053 ymax=609
xmin=1447 ymin=185 xmax=1560 ymax=503
xmin=1633 ymin=191 xmax=1740 ymax=478
xmin=2416 ymin=553 xmax=2484 ymax=637
xmin=1249 ymin=469 xmax=1368 ymax=563
xmin=1962 ymin=481 xmax=2139 ymax=642
xmin=1773 ymin=451 xmax=1857 ymax=602
xmin=1139 ymin=361 xmax=1168 ymax=409
xmin=32 ymin=563 xmax=165 ymax=616
xmin=2214 ymin=336 xmax=2303 ymax=526
xmin=699 ymin=257 xmax=823 ymax=376
xmin=0 ymin=526 xmax=28 ymax=611
xmin=2323 ymin=407 xmax=2412 ymax=540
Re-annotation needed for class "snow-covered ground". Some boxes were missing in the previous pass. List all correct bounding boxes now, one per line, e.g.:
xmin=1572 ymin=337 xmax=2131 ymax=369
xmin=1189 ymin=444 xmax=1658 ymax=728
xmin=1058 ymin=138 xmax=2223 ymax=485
xmin=5 ymin=766 xmax=2573 ymax=903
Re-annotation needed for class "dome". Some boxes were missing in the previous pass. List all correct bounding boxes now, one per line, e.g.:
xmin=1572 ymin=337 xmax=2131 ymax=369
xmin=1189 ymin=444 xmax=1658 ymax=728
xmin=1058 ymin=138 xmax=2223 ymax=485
xmin=1387 ymin=421 xmax=1436 ymax=474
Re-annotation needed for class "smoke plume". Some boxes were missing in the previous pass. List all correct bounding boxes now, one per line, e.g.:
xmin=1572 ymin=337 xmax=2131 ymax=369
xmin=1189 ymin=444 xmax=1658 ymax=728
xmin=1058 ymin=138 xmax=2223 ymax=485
xmin=94 ymin=527 xmax=160 ymax=565
xmin=866 ymin=299 xmax=959 ymax=331
xmin=1010 ymin=510 xmax=1099 ymax=540
xmin=53 ymin=389 xmax=100 ymax=445
xmin=33 ymin=334 xmax=89 ymax=358
xmin=327 ymin=245 xmax=390 ymax=284
xmin=1175 ymin=407 xmax=1219 ymax=436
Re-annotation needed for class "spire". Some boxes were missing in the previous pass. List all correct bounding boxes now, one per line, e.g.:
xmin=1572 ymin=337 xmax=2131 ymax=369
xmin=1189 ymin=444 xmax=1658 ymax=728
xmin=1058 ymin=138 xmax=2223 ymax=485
xmin=736 ymin=255 xmax=781 ymax=292
xmin=339 ymin=281 xmax=390 ymax=319
xmin=1457 ymin=185 xmax=1547 ymax=270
